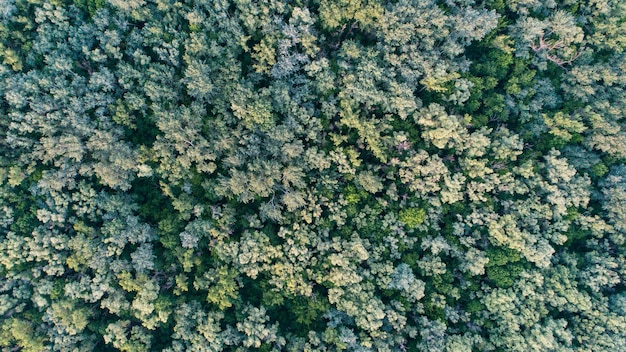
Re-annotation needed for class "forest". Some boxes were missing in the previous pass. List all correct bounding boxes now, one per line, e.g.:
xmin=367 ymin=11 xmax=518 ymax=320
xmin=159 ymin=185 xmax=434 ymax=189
xmin=0 ymin=0 xmax=625 ymax=350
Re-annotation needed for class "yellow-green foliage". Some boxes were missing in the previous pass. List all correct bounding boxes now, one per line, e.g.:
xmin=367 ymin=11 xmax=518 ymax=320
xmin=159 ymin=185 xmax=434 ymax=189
xmin=399 ymin=208 xmax=426 ymax=228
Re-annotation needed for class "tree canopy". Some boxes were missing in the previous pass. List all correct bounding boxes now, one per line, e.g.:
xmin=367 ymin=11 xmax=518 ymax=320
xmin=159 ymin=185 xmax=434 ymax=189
xmin=1 ymin=0 xmax=625 ymax=350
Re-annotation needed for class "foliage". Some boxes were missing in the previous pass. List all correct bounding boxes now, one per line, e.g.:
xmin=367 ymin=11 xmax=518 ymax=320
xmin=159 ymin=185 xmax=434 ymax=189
xmin=399 ymin=208 xmax=427 ymax=229
xmin=1 ymin=0 xmax=625 ymax=350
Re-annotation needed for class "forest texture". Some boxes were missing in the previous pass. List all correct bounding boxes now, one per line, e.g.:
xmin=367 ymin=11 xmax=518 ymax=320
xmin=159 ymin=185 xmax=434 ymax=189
xmin=1 ymin=0 xmax=625 ymax=350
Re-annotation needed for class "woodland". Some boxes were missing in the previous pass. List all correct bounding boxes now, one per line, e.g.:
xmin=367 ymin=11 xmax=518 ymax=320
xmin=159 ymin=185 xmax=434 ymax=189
xmin=0 ymin=0 xmax=625 ymax=350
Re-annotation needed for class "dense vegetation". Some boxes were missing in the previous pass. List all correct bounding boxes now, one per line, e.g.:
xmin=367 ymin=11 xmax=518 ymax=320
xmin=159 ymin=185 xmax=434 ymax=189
xmin=1 ymin=0 xmax=625 ymax=350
